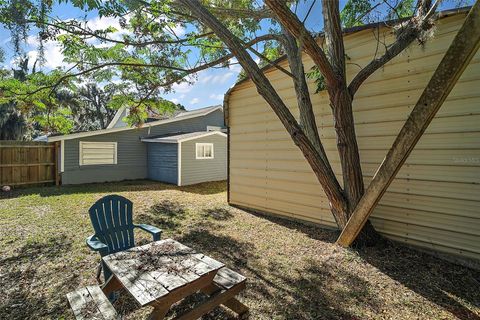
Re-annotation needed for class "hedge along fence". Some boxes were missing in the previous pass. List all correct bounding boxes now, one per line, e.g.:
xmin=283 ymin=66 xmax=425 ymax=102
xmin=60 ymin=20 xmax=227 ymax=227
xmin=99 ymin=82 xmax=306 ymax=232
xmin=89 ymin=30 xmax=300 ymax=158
xmin=0 ymin=141 xmax=60 ymax=187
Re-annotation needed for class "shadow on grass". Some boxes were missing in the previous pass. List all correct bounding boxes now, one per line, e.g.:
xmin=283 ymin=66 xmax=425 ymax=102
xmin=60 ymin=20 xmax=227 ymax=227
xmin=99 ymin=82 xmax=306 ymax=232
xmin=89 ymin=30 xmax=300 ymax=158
xmin=358 ymin=242 xmax=480 ymax=320
xmin=136 ymin=200 xmax=187 ymax=230
xmin=0 ymin=234 xmax=79 ymax=319
xmin=232 ymin=204 xmax=339 ymax=243
xmin=218 ymin=208 xmax=480 ymax=319
xmin=175 ymin=227 xmax=362 ymax=319
xmin=202 ymin=207 xmax=234 ymax=221
xmin=0 ymin=180 xmax=227 ymax=199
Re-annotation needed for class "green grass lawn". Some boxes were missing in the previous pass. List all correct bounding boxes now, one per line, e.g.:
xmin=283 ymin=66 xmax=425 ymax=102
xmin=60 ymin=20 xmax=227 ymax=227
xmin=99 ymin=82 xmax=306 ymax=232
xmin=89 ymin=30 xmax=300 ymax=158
xmin=1 ymin=180 xmax=479 ymax=319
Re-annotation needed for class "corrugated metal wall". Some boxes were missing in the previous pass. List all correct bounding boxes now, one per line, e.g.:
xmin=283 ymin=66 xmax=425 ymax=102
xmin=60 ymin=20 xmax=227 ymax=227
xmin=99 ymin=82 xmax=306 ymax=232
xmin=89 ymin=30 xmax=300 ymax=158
xmin=227 ymin=13 xmax=480 ymax=262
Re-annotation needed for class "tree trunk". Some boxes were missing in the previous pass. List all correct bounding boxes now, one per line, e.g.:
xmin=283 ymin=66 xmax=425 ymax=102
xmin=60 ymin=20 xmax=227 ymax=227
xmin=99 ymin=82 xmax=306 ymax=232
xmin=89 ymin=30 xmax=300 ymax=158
xmin=330 ymin=87 xmax=365 ymax=215
xmin=177 ymin=0 xmax=350 ymax=228
xmin=282 ymin=30 xmax=333 ymax=175
xmin=180 ymin=0 xmax=382 ymax=242
xmin=329 ymin=87 xmax=382 ymax=247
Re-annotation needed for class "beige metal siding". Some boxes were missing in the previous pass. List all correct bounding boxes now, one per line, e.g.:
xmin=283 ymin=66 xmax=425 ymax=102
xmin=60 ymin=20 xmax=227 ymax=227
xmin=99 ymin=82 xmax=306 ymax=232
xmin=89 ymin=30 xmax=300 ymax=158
xmin=228 ymin=14 xmax=480 ymax=261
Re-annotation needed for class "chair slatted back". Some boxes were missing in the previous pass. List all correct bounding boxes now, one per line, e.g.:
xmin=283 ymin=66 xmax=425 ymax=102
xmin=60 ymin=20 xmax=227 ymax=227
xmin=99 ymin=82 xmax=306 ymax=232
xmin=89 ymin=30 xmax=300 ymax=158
xmin=88 ymin=195 xmax=135 ymax=255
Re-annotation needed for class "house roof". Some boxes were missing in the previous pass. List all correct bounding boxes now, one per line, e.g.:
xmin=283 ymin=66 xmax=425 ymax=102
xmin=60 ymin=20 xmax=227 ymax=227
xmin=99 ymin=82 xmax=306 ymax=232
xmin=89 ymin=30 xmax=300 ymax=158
xmin=222 ymin=7 xmax=471 ymax=126
xmin=106 ymin=106 xmax=127 ymax=129
xmin=48 ymin=105 xmax=223 ymax=142
xmin=141 ymin=130 xmax=227 ymax=143
xmin=174 ymin=105 xmax=222 ymax=118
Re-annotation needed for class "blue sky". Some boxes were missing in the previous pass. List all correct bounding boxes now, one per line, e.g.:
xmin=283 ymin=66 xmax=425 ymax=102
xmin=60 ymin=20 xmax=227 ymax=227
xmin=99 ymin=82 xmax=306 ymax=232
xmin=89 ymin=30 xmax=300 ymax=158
xmin=0 ymin=1 xmax=469 ymax=111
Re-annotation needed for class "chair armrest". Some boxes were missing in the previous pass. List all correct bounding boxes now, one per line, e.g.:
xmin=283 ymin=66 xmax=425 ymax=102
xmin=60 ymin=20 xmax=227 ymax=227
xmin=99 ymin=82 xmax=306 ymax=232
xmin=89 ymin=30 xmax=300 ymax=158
xmin=134 ymin=224 xmax=162 ymax=241
xmin=86 ymin=235 xmax=109 ymax=255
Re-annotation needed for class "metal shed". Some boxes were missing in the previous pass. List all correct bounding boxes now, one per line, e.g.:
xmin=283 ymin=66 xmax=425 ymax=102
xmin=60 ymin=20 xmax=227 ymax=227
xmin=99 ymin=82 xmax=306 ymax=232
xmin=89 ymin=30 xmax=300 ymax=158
xmin=224 ymin=11 xmax=480 ymax=266
xmin=143 ymin=131 xmax=227 ymax=186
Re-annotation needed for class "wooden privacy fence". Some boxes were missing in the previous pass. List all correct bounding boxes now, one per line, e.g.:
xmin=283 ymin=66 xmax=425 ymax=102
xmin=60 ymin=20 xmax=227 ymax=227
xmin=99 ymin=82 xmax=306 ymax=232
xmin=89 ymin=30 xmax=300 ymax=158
xmin=0 ymin=141 xmax=59 ymax=187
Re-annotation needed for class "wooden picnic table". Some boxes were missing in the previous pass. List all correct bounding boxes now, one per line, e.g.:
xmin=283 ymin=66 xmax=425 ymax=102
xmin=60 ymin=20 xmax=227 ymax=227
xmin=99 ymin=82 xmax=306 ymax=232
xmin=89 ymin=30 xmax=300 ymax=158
xmin=101 ymin=239 xmax=248 ymax=319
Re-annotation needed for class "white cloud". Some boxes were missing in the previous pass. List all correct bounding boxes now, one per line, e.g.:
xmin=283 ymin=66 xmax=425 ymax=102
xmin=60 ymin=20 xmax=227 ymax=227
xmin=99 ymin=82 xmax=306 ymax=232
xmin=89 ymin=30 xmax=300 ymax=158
xmin=86 ymin=15 xmax=131 ymax=44
xmin=23 ymin=40 xmax=71 ymax=70
xmin=170 ymin=98 xmax=179 ymax=103
xmin=169 ymin=23 xmax=186 ymax=37
xmin=200 ymin=74 xmax=213 ymax=84
xmin=211 ymin=72 xmax=234 ymax=84
xmin=171 ymin=82 xmax=193 ymax=94
xmin=209 ymin=94 xmax=223 ymax=100
xmin=87 ymin=15 xmax=120 ymax=31
xmin=228 ymin=58 xmax=242 ymax=73
xmin=190 ymin=97 xmax=200 ymax=104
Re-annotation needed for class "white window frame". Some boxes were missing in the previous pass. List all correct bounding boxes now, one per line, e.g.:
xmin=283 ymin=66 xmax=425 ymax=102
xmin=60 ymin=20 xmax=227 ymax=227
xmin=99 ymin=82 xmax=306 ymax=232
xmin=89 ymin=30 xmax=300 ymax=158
xmin=79 ymin=141 xmax=118 ymax=166
xmin=195 ymin=143 xmax=214 ymax=159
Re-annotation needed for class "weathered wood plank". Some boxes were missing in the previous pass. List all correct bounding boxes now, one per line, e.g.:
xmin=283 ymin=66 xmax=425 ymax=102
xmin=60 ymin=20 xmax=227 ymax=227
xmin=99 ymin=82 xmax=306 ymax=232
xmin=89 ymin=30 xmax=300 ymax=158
xmin=104 ymin=239 xmax=227 ymax=314
xmin=173 ymin=281 xmax=247 ymax=320
xmin=67 ymin=287 xmax=105 ymax=320
xmin=103 ymin=254 xmax=159 ymax=306
xmin=0 ymin=141 xmax=57 ymax=186
xmin=86 ymin=286 xmax=118 ymax=320
xmin=214 ymin=268 xmax=246 ymax=290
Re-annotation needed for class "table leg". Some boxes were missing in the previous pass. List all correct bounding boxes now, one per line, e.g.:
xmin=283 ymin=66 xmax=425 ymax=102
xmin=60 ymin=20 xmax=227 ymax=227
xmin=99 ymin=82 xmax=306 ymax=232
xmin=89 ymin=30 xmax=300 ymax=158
xmin=173 ymin=282 xmax=247 ymax=320
xmin=148 ymin=303 xmax=171 ymax=320
xmin=201 ymin=283 xmax=249 ymax=317
xmin=102 ymin=275 xmax=122 ymax=296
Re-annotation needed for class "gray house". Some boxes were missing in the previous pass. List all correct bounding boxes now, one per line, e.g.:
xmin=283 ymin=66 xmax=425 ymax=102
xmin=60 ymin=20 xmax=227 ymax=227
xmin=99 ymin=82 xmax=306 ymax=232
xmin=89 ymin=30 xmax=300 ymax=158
xmin=47 ymin=105 xmax=227 ymax=186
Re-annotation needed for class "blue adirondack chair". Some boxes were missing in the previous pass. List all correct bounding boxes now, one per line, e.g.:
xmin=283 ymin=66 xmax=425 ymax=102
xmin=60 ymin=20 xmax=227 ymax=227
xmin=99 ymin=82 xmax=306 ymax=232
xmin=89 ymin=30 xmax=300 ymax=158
xmin=86 ymin=195 xmax=162 ymax=282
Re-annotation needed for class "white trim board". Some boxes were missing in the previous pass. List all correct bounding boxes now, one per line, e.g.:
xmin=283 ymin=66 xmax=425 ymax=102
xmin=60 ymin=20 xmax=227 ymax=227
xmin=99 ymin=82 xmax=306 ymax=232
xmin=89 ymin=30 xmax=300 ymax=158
xmin=177 ymin=142 xmax=182 ymax=186
xmin=142 ymin=131 xmax=227 ymax=144
xmin=195 ymin=143 xmax=214 ymax=159
xmin=106 ymin=106 xmax=127 ymax=129
xmin=48 ymin=106 xmax=223 ymax=142
xmin=60 ymin=140 xmax=65 ymax=173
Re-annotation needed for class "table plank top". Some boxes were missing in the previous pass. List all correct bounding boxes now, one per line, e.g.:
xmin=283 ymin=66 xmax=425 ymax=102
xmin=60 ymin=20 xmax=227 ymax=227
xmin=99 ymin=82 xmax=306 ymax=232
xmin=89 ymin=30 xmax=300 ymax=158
xmin=103 ymin=239 xmax=225 ymax=306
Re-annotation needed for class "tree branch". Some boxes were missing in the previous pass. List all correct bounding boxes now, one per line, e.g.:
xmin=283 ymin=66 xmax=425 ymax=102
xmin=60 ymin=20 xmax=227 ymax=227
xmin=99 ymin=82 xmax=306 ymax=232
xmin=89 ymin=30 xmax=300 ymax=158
xmin=282 ymin=29 xmax=332 ymax=172
xmin=31 ymin=19 xmax=215 ymax=47
xmin=13 ymin=34 xmax=278 ymax=96
xmin=348 ymin=0 xmax=439 ymax=96
xmin=264 ymin=0 xmax=339 ymax=88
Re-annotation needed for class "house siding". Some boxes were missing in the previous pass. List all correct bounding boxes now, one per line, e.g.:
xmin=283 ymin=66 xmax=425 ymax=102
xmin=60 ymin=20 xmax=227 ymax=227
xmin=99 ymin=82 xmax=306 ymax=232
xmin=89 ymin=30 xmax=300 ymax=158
xmin=147 ymin=143 xmax=178 ymax=185
xmin=180 ymin=134 xmax=227 ymax=186
xmin=227 ymin=14 xmax=480 ymax=263
xmin=61 ymin=109 xmax=224 ymax=184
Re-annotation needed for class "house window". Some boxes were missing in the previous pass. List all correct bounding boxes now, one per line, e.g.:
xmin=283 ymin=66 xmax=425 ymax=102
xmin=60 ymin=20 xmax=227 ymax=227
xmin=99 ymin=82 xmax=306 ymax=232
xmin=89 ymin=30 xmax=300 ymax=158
xmin=196 ymin=143 xmax=214 ymax=159
xmin=79 ymin=141 xmax=117 ymax=165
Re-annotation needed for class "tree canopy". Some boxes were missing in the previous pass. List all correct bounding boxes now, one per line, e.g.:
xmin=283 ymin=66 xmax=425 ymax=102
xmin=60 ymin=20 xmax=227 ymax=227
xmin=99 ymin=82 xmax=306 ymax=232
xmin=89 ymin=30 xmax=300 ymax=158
xmin=0 ymin=0 xmax=451 ymax=128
